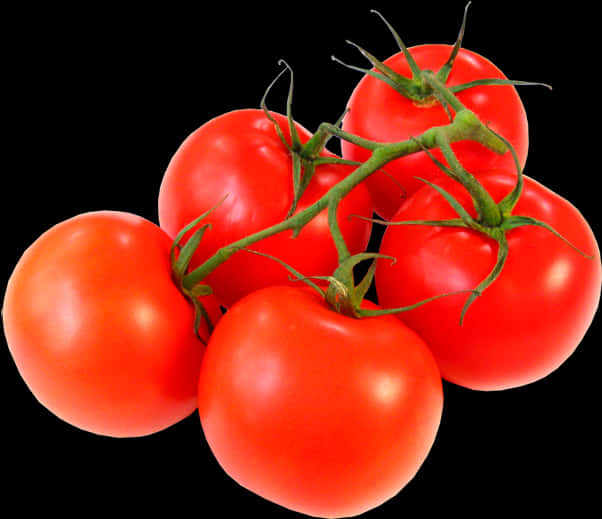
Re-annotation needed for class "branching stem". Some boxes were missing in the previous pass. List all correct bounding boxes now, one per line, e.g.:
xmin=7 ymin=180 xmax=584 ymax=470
xmin=182 ymin=97 xmax=506 ymax=291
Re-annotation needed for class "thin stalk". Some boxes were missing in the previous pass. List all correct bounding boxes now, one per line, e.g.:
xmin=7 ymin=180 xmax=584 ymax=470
xmin=436 ymin=134 xmax=502 ymax=226
xmin=183 ymin=105 xmax=505 ymax=290
xmin=182 ymin=151 xmax=391 ymax=290
xmin=311 ymin=122 xmax=383 ymax=152
xmin=328 ymin=197 xmax=351 ymax=263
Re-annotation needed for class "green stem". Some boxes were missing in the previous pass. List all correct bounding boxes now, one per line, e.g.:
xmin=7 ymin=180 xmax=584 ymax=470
xmin=182 ymin=151 xmax=390 ymax=290
xmin=436 ymin=134 xmax=502 ymax=227
xmin=182 ymin=104 xmax=504 ymax=290
xmin=422 ymin=70 xmax=465 ymax=113
xmin=311 ymin=122 xmax=383 ymax=152
xmin=183 ymin=215 xmax=307 ymax=290
xmin=328 ymin=197 xmax=351 ymax=263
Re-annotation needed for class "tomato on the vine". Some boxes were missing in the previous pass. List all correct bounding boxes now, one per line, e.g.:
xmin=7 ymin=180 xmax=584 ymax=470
xmin=158 ymin=108 xmax=373 ymax=308
xmin=376 ymin=170 xmax=601 ymax=391
xmin=342 ymin=45 xmax=529 ymax=219
xmin=2 ymin=211 xmax=222 ymax=437
xmin=197 ymin=285 xmax=443 ymax=518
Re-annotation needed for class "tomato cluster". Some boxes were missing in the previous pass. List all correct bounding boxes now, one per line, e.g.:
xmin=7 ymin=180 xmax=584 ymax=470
xmin=3 ymin=6 xmax=600 ymax=519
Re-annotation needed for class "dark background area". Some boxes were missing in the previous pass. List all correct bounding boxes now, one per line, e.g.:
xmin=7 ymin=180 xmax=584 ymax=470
xmin=2 ymin=2 xmax=597 ymax=517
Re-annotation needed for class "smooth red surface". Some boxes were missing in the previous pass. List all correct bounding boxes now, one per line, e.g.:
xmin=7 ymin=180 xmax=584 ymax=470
xmin=376 ymin=171 xmax=601 ymax=391
xmin=342 ymin=45 xmax=529 ymax=219
xmin=3 ymin=211 xmax=221 ymax=437
xmin=158 ymin=109 xmax=373 ymax=308
xmin=198 ymin=286 xmax=443 ymax=518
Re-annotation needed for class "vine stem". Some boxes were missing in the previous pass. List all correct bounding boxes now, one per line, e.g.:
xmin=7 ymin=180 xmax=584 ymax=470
xmin=182 ymin=104 xmax=507 ymax=291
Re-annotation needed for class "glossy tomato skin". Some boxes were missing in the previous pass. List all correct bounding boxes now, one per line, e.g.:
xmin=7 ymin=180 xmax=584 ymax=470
xmin=376 ymin=171 xmax=601 ymax=391
xmin=158 ymin=109 xmax=373 ymax=308
xmin=341 ymin=45 xmax=528 ymax=220
xmin=2 ymin=211 xmax=222 ymax=437
xmin=198 ymin=285 xmax=443 ymax=518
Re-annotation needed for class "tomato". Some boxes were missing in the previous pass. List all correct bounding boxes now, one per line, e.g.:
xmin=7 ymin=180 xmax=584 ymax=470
xmin=376 ymin=170 xmax=601 ymax=391
xmin=158 ymin=108 xmax=373 ymax=308
xmin=2 ymin=211 xmax=222 ymax=437
xmin=197 ymin=285 xmax=443 ymax=518
xmin=341 ymin=45 xmax=529 ymax=219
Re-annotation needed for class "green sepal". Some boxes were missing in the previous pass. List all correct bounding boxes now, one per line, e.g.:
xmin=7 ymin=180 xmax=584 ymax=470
xmin=174 ymin=224 xmax=210 ymax=281
xmin=182 ymin=284 xmax=215 ymax=345
xmin=287 ymin=153 xmax=304 ymax=218
xmin=391 ymin=217 xmax=468 ymax=228
xmin=169 ymin=197 xmax=229 ymax=343
xmin=436 ymin=1 xmax=471 ymax=84
xmin=500 ymin=215 xmax=595 ymax=259
xmin=449 ymin=78 xmax=552 ymax=95
xmin=313 ymin=156 xmax=364 ymax=168
xmin=343 ymin=39 xmax=417 ymax=97
xmin=489 ymin=127 xmax=524 ymax=216
xmin=459 ymin=231 xmax=507 ymax=325
xmin=353 ymin=259 xmax=379 ymax=306
xmin=357 ymin=289 xmax=479 ymax=318
xmin=297 ymin=161 xmax=316 ymax=203
xmin=350 ymin=212 xmax=470 ymax=230
xmin=335 ymin=5 xmax=551 ymax=109
xmin=260 ymin=64 xmax=292 ymax=151
xmin=413 ymin=176 xmax=480 ymax=229
xmin=190 ymin=297 xmax=213 ymax=344
xmin=426 ymin=211 xmax=593 ymax=326
xmin=279 ymin=60 xmax=303 ymax=152
xmin=170 ymin=195 xmax=228 ymax=277
xmin=332 ymin=7 xmax=436 ymax=102
xmin=236 ymin=248 xmax=327 ymax=296
xmin=369 ymin=9 xmax=422 ymax=79
xmin=331 ymin=54 xmax=414 ymax=100
xmin=261 ymin=60 xmax=340 ymax=220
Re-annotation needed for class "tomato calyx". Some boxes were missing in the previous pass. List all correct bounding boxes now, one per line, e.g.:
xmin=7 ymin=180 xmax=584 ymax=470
xmin=326 ymin=252 xmax=392 ymax=317
xmin=333 ymin=5 xmax=551 ymax=107
xmin=325 ymin=252 xmax=475 ymax=318
xmin=228 ymin=247 xmax=471 ymax=320
xmin=212 ymin=246 xmax=364 ymax=316
xmin=365 ymin=132 xmax=595 ymax=324
xmin=260 ymin=60 xmax=363 ymax=217
xmin=169 ymin=197 xmax=229 ymax=343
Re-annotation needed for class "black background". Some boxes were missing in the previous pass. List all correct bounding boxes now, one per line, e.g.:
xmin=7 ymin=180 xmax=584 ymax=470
xmin=2 ymin=2 xmax=598 ymax=517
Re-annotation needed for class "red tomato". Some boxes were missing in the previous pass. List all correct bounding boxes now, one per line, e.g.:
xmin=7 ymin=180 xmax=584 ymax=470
xmin=198 ymin=285 xmax=443 ymax=518
xmin=376 ymin=171 xmax=601 ymax=391
xmin=341 ymin=45 xmax=529 ymax=219
xmin=158 ymin=109 xmax=373 ymax=308
xmin=2 ymin=211 xmax=222 ymax=437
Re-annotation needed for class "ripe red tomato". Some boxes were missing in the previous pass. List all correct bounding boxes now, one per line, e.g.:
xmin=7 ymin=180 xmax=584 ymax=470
xmin=158 ymin=108 xmax=373 ymax=308
xmin=376 ymin=170 xmax=601 ymax=391
xmin=341 ymin=45 xmax=529 ymax=219
xmin=2 ymin=211 xmax=222 ymax=437
xmin=198 ymin=285 xmax=443 ymax=518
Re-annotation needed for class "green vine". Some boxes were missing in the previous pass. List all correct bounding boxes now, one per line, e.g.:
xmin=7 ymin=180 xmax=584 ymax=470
xmin=180 ymin=67 xmax=508 ymax=319
xmin=172 ymin=9 xmax=583 ymax=335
